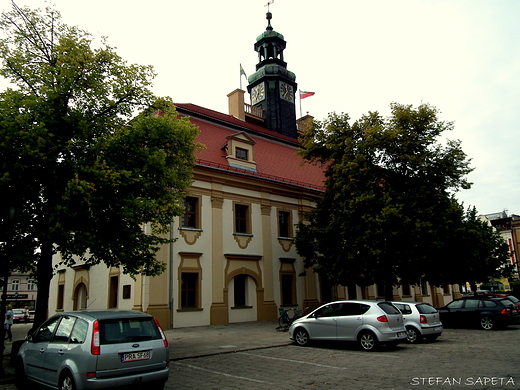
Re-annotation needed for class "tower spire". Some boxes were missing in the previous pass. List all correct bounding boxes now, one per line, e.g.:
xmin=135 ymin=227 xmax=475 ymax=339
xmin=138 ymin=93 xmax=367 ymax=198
xmin=265 ymin=0 xmax=274 ymax=30
xmin=246 ymin=4 xmax=298 ymax=139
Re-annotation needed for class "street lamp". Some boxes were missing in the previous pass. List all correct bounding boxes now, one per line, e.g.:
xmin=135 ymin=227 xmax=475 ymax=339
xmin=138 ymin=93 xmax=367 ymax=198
xmin=14 ymin=292 xmax=18 ymax=308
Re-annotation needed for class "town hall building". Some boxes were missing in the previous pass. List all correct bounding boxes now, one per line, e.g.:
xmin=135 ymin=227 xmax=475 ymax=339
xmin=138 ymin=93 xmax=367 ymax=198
xmin=48 ymin=11 xmax=457 ymax=328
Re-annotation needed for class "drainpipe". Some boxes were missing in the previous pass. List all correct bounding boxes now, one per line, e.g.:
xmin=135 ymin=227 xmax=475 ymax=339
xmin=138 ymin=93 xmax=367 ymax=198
xmin=169 ymin=221 xmax=175 ymax=329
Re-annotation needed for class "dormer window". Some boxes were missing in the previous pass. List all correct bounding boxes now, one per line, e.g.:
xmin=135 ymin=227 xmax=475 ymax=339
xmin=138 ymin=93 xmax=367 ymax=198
xmin=235 ymin=147 xmax=248 ymax=161
xmin=225 ymin=132 xmax=257 ymax=172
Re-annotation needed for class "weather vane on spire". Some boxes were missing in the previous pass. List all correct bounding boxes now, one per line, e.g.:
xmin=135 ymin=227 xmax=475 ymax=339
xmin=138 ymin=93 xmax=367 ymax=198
xmin=265 ymin=0 xmax=274 ymax=12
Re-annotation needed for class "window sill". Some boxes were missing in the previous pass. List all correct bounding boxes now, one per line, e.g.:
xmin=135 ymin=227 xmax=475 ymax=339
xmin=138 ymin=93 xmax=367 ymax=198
xmin=179 ymin=227 xmax=203 ymax=232
xmin=177 ymin=308 xmax=203 ymax=312
xmin=233 ymin=233 xmax=253 ymax=237
xmin=231 ymin=306 xmax=253 ymax=310
xmin=277 ymin=237 xmax=294 ymax=241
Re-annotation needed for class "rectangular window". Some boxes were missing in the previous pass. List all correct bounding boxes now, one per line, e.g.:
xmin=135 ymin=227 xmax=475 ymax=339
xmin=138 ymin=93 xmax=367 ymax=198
xmin=402 ymin=284 xmax=411 ymax=296
xmin=235 ymin=204 xmax=249 ymax=234
xmin=234 ymin=275 xmax=247 ymax=307
xmin=376 ymin=284 xmax=385 ymax=298
xmin=235 ymin=147 xmax=248 ymax=160
xmin=27 ymin=279 xmax=36 ymax=291
xmin=109 ymin=276 xmax=118 ymax=308
xmin=421 ymin=280 xmax=429 ymax=296
xmin=11 ymin=279 xmax=19 ymax=291
xmin=181 ymin=273 xmax=198 ymax=309
xmin=182 ymin=196 xmax=198 ymax=228
xmin=57 ymin=284 xmax=65 ymax=310
xmin=278 ymin=211 xmax=291 ymax=238
xmin=347 ymin=284 xmax=357 ymax=300
xmin=281 ymin=274 xmax=295 ymax=305
xmin=122 ymin=285 xmax=131 ymax=299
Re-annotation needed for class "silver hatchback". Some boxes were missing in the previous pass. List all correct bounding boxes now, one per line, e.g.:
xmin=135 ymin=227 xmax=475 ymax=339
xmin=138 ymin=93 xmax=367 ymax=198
xmin=391 ymin=301 xmax=443 ymax=343
xmin=289 ymin=300 xmax=407 ymax=351
xmin=15 ymin=310 xmax=170 ymax=390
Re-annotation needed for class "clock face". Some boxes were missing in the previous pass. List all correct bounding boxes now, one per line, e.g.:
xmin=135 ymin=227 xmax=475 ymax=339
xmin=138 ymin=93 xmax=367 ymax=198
xmin=280 ymin=82 xmax=294 ymax=103
xmin=251 ymin=82 xmax=265 ymax=105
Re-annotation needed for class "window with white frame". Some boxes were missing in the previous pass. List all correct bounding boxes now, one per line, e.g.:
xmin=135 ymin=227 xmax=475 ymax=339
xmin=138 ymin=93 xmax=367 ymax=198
xmin=11 ymin=279 xmax=20 ymax=291
xmin=27 ymin=279 xmax=36 ymax=291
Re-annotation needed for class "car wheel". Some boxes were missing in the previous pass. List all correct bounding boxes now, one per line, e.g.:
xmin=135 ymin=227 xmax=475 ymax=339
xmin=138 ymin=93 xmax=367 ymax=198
xmin=358 ymin=331 xmax=378 ymax=351
xmin=59 ymin=371 xmax=76 ymax=390
xmin=480 ymin=316 xmax=494 ymax=330
xmin=14 ymin=359 xmax=29 ymax=390
xmin=294 ymin=327 xmax=310 ymax=346
xmin=405 ymin=326 xmax=421 ymax=344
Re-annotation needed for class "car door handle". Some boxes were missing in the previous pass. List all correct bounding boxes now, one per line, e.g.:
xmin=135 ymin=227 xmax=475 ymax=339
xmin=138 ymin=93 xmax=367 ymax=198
xmin=58 ymin=350 xmax=65 ymax=355
xmin=39 ymin=348 xmax=45 ymax=354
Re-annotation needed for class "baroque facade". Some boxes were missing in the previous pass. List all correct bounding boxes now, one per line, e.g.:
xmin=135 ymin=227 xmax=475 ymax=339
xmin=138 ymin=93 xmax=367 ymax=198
xmin=48 ymin=11 xmax=456 ymax=328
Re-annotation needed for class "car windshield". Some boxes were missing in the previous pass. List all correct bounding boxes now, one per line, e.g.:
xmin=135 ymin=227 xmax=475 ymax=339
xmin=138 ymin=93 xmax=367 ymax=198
xmin=99 ymin=317 xmax=161 ymax=344
xmin=415 ymin=303 xmax=437 ymax=314
xmin=507 ymin=296 xmax=519 ymax=303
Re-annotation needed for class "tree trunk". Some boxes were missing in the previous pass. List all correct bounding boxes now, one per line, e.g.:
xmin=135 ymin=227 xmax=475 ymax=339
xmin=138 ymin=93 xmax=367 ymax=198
xmin=385 ymin=282 xmax=395 ymax=301
xmin=32 ymin=240 xmax=54 ymax=332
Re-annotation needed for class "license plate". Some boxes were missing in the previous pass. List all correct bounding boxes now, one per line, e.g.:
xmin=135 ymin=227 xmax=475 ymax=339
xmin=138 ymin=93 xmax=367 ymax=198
xmin=121 ymin=350 xmax=150 ymax=362
xmin=433 ymin=326 xmax=442 ymax=332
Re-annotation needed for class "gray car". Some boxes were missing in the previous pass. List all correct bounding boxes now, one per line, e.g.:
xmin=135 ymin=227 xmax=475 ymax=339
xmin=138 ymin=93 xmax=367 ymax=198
xmin=288 ymin=300 xmax=407 ymax=351
xmin=391 ymin=301 xmax=443 ymax=343
xmin=15 ymin=310 xmax=170 ymax=390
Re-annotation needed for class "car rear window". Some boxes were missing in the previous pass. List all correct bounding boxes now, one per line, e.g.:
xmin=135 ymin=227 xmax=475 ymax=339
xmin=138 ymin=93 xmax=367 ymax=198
xmin=99 ymin=317 xmax=162 ymax=345
xmin=507 ymin=296 xmax=519 ymax=303
xmin=415 ymin=303 xmax=437 ymax=314
xmin=378 ymin=302 xmax=400 ymax=315
xmin=497 ymin=298 xmax=515 ymax=307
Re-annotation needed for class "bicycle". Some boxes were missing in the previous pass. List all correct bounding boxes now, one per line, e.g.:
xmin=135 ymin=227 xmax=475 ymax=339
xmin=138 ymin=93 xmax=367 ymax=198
xmin=276 ymin=307 xmax=303 ymax=331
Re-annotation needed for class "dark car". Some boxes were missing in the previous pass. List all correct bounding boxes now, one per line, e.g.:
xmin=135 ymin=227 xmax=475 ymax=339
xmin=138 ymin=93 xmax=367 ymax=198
xmin=473 ymin=293 xmax=520 ymax=309
xmin=437 ymin=297 xmax=520 ymax=330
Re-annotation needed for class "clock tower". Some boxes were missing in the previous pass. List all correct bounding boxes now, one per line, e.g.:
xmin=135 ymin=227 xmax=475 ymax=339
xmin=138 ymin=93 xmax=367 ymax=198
xmin=247 ymin=11 xmax=298 ymax=139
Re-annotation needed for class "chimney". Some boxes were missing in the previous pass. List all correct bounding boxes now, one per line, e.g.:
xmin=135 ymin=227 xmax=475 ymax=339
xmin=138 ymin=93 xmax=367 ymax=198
xmin=227 ymin=89 xmax=246 ymax=120
xmin=297 ymin=114 xmax=314 ymax=135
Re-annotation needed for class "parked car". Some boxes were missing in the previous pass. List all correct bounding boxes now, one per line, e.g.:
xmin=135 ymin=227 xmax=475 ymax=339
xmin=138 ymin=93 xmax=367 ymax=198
xmin=437 ymin=297 xmax=520 ymax=330
xmin=12 ymin=309 xmax=25 ymax=323
xmin=391 ymin=301 xmax=443 ymax=343
xmin=472 ymin=293 xmax=520 ymax=309
xmin=15 ymin=310 xmax=170 ymax=390
xmin=289 ymin=300 xmax=407 ymax=351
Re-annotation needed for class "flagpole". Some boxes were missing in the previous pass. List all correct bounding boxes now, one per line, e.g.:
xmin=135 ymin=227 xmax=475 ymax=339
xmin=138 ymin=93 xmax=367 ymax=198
xmin=299 ymin=90 xmax=302 ymax=119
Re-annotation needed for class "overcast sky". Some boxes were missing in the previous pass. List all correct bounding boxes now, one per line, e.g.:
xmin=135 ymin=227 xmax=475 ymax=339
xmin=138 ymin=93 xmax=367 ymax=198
xmin=3 ymin=0 xmax=520 ymax=216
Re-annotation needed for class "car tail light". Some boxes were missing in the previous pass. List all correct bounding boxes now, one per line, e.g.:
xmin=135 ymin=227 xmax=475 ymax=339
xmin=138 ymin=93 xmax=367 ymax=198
xmin=154 ymin=318 xmax=169 ymax=347
xmin=377 ymin=315 xmax=388 ymax=322
xmin=501 ymin=308 xmax=512 ymax=315
xmin=420 ymin=315 xmax=427 ymax=324
xmin=91 ymin=320 xmax=100 ymax=355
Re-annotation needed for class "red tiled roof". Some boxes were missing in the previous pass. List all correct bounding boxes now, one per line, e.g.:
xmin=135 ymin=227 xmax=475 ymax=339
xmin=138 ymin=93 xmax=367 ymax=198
xmin=175 ymin=103 xmax=326 ymax=192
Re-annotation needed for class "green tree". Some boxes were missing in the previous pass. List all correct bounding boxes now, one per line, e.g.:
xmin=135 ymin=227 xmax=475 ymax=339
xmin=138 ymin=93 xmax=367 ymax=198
xmin=0 ymin=3 xmax=199 ymax=329
xmin=453 ymin=207 xmax=512 ymax=294
xmin=295 ymin=103 xmax=475 ymax=300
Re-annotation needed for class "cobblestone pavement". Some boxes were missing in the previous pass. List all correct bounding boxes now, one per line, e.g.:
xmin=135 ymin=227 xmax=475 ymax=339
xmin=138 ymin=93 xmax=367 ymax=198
xmin=166 ymin=325 xmax=520 ymax=390
xmin=2 ymin=322 xmax=520 ymax=389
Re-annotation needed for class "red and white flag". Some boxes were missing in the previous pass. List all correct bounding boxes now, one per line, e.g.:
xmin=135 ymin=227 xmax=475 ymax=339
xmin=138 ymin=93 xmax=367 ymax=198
xmin=299 ymin=90 xmax=315 ymax=99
